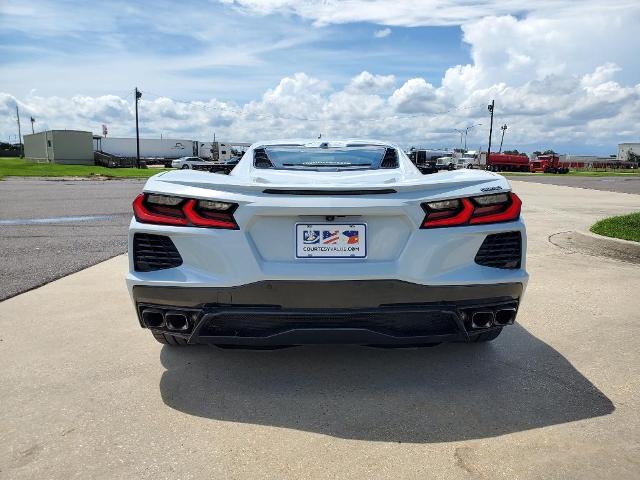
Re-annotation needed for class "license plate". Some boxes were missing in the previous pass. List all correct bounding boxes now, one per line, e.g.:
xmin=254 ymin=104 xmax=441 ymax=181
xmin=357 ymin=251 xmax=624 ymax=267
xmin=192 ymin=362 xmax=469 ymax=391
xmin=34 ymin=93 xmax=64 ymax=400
xmin=296 ymin=223 xmax=367 ymax=258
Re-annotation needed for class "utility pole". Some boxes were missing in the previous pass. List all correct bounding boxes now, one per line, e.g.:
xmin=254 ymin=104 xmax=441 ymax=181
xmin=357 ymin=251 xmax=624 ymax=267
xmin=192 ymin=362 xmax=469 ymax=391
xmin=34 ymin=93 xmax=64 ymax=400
xmin=487 ymin=100 xmax=495 ymax=161
xmin=499 ymin=124 xmax=507 ymax=153
xmin=30 ymin=117 xmax=35 ymax=134
xmin=15 ymin=105 xmax=23 ymax=158
xmin=135 ymin=87 xmax=142 ymax=168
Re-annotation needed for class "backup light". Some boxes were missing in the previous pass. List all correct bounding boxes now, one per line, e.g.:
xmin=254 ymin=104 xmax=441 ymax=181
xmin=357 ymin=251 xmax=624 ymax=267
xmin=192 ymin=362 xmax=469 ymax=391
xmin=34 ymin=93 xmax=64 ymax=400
xmin=421 ymin=192 xmax=521 ymax=228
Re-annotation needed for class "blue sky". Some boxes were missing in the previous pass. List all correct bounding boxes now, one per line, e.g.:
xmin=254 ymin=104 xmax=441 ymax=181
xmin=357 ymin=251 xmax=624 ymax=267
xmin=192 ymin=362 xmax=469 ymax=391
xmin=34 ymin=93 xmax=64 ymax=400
xmin=1 ymin=0 xmax=639 ymax=155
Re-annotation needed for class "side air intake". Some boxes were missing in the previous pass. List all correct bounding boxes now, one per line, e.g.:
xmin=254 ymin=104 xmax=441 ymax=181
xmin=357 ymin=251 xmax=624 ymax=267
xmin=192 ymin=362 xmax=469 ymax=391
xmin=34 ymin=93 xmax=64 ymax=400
xmin=474 ymin=231 xmax=522 ymax=269
xmin=133 ymin=233 xmax=183 ymax=272
xmin=380 ymin=148 xmax=399 ymax=169
xmin=253 ymin=148 xmax=273 ymax=169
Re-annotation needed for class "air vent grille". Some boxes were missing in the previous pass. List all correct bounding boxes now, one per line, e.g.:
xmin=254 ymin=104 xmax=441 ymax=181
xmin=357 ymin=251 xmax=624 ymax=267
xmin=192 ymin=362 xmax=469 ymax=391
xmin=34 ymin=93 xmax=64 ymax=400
xmin=475 ymin=231 xmax=522 ymax=269
xmin=380 ymin=148 xmax=399 ymax=169
xmin=253 ymin=148 xmax=273 ymax=169
xmin=133 ymin=233 xmax=183 ymax=272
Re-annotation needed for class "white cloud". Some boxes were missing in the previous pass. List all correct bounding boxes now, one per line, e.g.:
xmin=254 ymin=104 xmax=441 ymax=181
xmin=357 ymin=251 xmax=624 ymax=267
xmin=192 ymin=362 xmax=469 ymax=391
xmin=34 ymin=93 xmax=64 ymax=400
xmin=219 ymin=1 xmax=638 ymax=27
xmin=3 ymin=66 xmax=638 ymax=154
xmin=374 ymin=28 xmax=391 ymax=38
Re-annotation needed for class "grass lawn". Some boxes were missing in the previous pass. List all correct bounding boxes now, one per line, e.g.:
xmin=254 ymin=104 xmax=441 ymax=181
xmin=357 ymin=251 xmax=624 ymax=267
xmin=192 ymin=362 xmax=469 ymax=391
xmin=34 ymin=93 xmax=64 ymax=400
xmin=590 ymin=212 xmax=640 ymax=242
xmin=504 ymin=170 xmax=640 ymax=177
xmin=0 ymin=157 xmax=170 ymax=180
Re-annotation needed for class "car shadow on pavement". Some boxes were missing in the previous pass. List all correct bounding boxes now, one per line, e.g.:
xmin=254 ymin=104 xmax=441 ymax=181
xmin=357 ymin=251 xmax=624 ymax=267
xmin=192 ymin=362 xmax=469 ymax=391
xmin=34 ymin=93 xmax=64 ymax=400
xmin=158 ymin=324 xmax=613 ymax=443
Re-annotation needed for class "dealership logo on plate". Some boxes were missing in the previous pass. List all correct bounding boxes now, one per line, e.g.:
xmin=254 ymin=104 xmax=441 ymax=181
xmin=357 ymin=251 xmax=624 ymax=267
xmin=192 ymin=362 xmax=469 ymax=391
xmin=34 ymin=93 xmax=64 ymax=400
xmin=303 ymin=230 xmax=320 ymax=244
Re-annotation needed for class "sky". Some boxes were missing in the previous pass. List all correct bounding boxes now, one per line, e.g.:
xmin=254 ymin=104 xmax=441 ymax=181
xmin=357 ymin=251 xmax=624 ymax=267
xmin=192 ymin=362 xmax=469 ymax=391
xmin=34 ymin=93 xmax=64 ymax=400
xmin=1 ymin=0 xmax=639 ymax=154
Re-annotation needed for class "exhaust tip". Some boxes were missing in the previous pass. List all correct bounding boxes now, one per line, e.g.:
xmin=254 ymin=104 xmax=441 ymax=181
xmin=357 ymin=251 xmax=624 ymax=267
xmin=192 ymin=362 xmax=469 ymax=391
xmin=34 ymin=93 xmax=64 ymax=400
xmin=471 ymin=311 xmax=494 ymax=329
xmin=165 ymin=311 xmax=190 ymax=331
xmin=495 ymin=308 xmax=517 ymax=326
xmin=141 ymin=309 xmax=165 ymax=328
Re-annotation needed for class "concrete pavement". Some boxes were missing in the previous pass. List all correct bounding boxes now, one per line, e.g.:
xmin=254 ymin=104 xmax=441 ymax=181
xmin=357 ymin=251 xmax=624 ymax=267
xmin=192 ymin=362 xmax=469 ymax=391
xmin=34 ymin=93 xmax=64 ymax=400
xmin=0 ymin=181 xmax=639 ymax=479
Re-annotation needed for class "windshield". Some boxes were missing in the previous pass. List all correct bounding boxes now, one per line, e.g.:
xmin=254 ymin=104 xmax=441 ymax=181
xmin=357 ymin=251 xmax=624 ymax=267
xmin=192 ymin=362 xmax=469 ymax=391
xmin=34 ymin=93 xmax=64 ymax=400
xmin=262 ymin=146 xmax=390 ymax=171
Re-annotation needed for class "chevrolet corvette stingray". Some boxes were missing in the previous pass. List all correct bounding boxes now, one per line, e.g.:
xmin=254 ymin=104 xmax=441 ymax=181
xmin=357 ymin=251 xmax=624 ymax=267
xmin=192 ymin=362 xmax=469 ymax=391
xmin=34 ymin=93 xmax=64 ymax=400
xmin=127 ymin=140 xmax=527 ymax=347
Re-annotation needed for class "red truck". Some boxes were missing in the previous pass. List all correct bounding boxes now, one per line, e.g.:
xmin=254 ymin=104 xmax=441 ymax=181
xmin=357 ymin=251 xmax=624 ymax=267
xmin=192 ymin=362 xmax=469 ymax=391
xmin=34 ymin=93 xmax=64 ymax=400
xmin=529 ymin=154 xmax=569 ymax=173
xmin=486 ymin=153 xmax=530 ymax=172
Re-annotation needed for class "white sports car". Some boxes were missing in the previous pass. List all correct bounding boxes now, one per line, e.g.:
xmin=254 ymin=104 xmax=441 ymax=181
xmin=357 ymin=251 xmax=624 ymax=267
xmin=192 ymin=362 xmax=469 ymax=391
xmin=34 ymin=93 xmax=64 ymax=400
xmin=127 ymin=140 xmax=527 ymax=347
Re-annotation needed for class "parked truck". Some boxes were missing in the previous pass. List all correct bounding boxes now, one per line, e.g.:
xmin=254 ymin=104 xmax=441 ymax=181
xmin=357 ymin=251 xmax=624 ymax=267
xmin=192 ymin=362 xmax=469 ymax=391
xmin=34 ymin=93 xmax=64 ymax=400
xmin=529 ymin=154 xmax=569 ymax=173
xmin=485 ymin=153 xmax=530 ymax=172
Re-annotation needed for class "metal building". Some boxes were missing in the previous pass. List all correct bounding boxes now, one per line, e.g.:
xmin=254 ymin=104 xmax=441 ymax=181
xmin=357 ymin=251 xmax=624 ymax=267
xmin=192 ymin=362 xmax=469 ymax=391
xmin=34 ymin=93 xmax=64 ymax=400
xmin=618 ymin=143 xmax=640 ymax=161
xmin=24 ymin=130 xmax=94 ymax=164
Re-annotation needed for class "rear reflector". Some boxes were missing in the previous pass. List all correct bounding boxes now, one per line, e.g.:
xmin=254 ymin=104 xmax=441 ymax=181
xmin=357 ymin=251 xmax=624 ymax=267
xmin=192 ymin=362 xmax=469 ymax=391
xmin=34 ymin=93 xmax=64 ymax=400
xmin=421 ymin=192 xmax=521 ymax=228
xmin=133 ymin=194 xmax=238 ymax=229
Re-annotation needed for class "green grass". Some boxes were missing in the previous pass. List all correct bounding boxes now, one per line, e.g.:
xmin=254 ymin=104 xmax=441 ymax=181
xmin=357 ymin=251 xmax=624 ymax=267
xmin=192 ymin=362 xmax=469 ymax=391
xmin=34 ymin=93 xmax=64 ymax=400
xmin=0 ymin=157 xmax=169 ymax=180
xmin=590 ymin=212 xmax=640 ymax=242
xmin=504 ymin=170 xmax=640 ymax=177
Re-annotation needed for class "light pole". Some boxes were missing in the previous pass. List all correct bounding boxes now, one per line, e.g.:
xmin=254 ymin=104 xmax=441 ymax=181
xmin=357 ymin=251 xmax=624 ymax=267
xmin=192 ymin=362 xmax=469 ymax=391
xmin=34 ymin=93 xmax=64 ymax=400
xmin=499 ymin=124 xmax=507 ymax=153
xmin=135 ymin=87 xmax=142 ymax=168
xmin=487 ymin=100 xmax=495 ymax=160
xmin=454 ymin=129 xmax=464 ymax=150
xmin=455 ymin=124 xmax=482 ymax=152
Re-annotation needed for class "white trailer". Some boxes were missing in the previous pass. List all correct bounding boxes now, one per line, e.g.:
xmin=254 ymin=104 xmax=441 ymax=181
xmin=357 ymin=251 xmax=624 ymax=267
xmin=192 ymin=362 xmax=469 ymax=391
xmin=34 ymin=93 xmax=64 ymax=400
xmin=99 ymin=137 xmax=197 ymax=159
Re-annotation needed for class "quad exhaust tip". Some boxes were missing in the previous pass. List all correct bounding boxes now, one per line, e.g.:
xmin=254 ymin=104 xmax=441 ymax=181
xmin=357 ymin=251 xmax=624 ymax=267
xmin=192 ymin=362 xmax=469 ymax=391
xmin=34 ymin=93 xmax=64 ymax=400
xmin=495 ymin=307 xmax=517 ymax=326
xmin=141 ymin=309 xmax=164 ymax=328
xmin=165 ymin=311 xmax=190 ymax=331
xmin=471 ymin=311 xmax=494 ymax=329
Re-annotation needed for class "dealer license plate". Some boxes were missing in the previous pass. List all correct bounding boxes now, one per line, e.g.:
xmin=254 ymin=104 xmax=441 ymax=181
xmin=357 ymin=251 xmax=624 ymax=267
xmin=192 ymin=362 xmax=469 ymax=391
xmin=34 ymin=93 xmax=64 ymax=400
xmin=295 ymin=224 xmax=367 ymax=258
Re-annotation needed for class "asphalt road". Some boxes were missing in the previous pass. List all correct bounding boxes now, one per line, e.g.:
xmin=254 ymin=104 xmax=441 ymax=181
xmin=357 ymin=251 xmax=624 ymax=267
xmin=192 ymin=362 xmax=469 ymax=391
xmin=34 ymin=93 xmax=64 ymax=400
xmin=1 ymin=181 xmax=640 ymax=479
xmin=504 ymin=173 xmax=640 ymax=194
xmin=0 ymin=178 xmax=144 ymax=300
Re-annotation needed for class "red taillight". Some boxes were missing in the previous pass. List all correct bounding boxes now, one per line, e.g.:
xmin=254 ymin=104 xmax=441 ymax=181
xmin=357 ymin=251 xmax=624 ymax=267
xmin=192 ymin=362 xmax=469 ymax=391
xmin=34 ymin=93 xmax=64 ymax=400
xmin=133 ymin=194 xmax=238 ymax=229
xmin=470 ymin=192 xmax=522 ymax=225
xmin=421 ymin=192 xmax=521 ymax=228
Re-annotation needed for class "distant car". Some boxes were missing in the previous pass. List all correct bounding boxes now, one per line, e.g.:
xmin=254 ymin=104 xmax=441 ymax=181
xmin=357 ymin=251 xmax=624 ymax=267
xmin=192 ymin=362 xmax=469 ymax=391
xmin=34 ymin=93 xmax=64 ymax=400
xmin=209 ymin=157 xmax=241 ymax=174
xmin=171 ymin=156 xmax=210 ymax=169
xmin=128 ymin=139 xmax=527 ymax=347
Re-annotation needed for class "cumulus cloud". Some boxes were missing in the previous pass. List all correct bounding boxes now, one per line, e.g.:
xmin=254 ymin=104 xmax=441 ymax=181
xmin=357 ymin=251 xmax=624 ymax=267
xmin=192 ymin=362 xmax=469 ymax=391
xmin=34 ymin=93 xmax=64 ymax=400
xmin=3 ymin=65 xmax=638 ymax=153
xmin=374 ymin=28 xmax=391 ymax=38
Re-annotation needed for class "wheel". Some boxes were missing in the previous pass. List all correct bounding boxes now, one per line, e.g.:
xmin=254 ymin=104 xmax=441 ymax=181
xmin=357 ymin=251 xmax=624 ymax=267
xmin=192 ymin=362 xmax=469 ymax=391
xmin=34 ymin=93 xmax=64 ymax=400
xmin=152 ymin=331 xmax=190 ymax=345
xmin=447 ymin=163 xmax=455 ymax=171
xmin=467 ymin=164 xmax=473 ymax=169
xmin=181 ymin=164 xmax=190 ymax=170
xmin=471 ymin=327 xmax=503 ymax=342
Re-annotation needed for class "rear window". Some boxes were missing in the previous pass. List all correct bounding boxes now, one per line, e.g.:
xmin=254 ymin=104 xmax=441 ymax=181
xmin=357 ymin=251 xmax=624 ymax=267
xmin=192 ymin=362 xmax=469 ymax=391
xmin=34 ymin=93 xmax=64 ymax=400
xmin=257 ymin=146 xmax=396 ymax=171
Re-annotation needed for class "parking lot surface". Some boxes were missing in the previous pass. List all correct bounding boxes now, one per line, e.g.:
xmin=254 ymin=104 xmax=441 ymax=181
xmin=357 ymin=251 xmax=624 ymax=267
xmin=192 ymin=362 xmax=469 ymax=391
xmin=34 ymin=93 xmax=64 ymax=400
xmin=1 ymin=181 xmax=639 ymax=479
xmin=0 ymin=178 xmax=144 ymax=300
xmin=505 ymin=173 xmax=640 ymax=194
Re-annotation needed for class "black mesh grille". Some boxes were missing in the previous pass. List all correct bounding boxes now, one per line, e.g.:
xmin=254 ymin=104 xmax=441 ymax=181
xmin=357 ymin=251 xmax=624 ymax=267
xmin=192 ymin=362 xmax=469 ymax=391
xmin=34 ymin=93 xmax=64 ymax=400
xmin=133 ymin=233 xmax=182 ymax=272
xmin=380 ymin=148 xmax=398 ymax=168
xmin=200 ymin=309 xmax=457 ymax=337
xmin=253 ymin=148 xmax=273 ymax=169
xmin=475 ymin=232 xmax=522 ymax=269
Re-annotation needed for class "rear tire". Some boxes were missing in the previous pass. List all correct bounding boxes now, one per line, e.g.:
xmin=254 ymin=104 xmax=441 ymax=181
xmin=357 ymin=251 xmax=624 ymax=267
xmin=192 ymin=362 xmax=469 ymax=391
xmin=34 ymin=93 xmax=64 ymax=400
xmin=152 ymin=331 xmax=189 ymax=345
xmin=471 ymin=327 xmax=503 ymax=342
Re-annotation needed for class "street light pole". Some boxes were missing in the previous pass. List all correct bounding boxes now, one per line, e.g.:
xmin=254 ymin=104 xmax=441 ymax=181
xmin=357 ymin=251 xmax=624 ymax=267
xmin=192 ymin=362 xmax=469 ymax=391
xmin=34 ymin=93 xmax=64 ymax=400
xmin=487 ymin=100 xmax=495 ymax=161
xmin=30 ymin=117 xmax=35 ymax=134
xmin=15 ymin=105 xmax=23 ymax=158
xmin=499 ymin=124 xmax=508 ymax=153
xmin=135 ymin=87 xmax=142 ymax=169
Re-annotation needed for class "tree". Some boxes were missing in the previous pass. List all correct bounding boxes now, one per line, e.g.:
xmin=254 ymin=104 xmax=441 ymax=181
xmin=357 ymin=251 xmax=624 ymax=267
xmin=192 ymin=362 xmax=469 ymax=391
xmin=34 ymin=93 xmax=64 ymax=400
xmin=542 ymin=149 xmax=557 ymax=155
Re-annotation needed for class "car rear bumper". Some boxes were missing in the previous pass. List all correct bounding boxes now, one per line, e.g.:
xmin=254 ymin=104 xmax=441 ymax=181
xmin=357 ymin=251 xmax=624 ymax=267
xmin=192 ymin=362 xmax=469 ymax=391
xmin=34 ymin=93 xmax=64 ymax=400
xmin=132 ymin=280 xmax=523 ymax=345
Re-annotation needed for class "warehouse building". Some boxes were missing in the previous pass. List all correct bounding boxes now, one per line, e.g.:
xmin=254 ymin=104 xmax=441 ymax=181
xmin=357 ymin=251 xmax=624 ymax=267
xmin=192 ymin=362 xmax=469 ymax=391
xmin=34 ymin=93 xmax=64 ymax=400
xmin=618 ymin=143 xmax=640 ymax=161
xmin=24 ymin=130 xmax=94 ymax=164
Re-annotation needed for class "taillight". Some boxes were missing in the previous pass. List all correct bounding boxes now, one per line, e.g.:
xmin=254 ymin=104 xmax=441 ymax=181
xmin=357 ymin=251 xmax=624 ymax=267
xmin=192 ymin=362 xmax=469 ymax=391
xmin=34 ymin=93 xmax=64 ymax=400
xmin=421 ymin=192 xmax=521 ymax=228
xmin=133 ymin=194 xmax=238 ymax=229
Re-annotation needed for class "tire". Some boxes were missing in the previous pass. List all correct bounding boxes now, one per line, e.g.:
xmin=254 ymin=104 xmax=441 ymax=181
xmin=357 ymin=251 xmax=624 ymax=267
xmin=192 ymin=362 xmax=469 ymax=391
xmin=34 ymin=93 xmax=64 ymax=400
xmin=181 ymin=164 xmax=190 ymax=170
xmin=471 ymin=327 xmax=503 ymax=342
xmin=152 ymin=331 xmax=190 ymax=346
